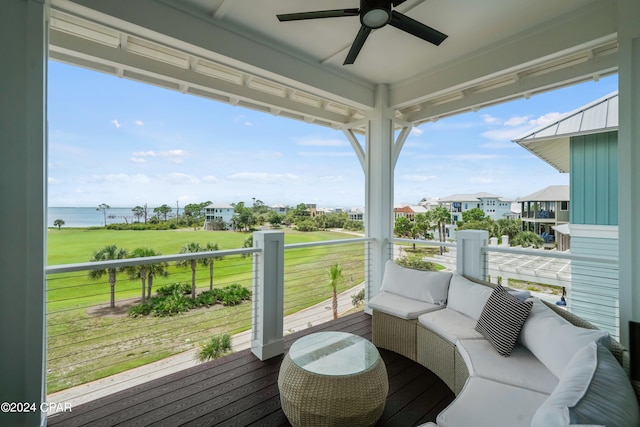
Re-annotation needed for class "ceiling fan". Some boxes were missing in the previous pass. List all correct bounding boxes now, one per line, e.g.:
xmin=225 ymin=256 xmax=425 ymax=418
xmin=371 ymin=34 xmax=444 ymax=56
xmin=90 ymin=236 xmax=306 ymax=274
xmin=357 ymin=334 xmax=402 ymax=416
xmin=276 ymin=0 xmax=448 ymax=65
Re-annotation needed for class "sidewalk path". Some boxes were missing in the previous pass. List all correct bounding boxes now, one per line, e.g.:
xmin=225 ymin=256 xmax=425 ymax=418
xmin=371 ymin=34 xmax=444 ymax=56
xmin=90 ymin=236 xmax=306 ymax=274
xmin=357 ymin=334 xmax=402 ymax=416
xmin=47 ymin=282 xmax=366 ymax=409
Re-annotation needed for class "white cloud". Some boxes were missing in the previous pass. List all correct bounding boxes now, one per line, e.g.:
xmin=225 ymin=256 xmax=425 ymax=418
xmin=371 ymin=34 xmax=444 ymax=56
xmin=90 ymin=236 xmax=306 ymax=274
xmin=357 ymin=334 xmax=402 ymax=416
xmin=297 ymin=151 xmax=353 ymax=157
xmin=82 ymin=173 xmax=151 ymax=184
xmin=130 ymin=157 xmax=146 ymax=163
xmin=410 ymin=127 xmax=424 ymax=136
xmin=469 ymin=175 xmax=495 ymax=184
xmin=244 ymin=121 xmax=253 ymax=127
xmin=111 ymin=119 xmax=121 ymax=129
xmin=160 ymin=173 xmax=200 ymax=185
xmin=134 ymin=120 xmax=144 ymax=126
xmin=296 ymin=137 xmax=347 ymax=147
xmin=529 ymin=112 xmax=564 ymax=127
xmin=504 ymin=116 xmax=530 ymax=126
xmin=400 ymin=175 xmax=437 ymax=182
xmin=480 ymin=141 xmax=517 ymax=149
xmin=132 ymin=150 xmax=156 ymax=157
xmin=481 ymin=114 xmax=500 ymax=124
xmin=319 ymin=175 xmax=343 ymax=182
xmin=481 ymin=127 xmax=530 ymax=142
xmin=48 ymin=177 xmax=60 ymax=184
xmin=227 ymin=172 xmax=299 ymax=184
xmin=450 ymin=153 xmax=505 ymax=160
xmin=202 ymin=175 xmax=218 ymax=183
xmin=130 ymin=149 xmax=189 ymax=163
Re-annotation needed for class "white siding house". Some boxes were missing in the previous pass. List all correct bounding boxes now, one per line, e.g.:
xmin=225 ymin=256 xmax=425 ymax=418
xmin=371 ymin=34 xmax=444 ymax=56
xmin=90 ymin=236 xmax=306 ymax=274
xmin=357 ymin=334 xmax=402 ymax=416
xmin=204 ymin=204 xmax=234 ymax=230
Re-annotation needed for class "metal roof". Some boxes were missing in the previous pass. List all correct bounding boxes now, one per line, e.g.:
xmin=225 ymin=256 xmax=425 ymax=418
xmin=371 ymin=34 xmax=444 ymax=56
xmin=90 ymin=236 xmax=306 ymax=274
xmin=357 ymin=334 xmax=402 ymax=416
xmin=513 ymin=91 xmax=618 ymax=173
xmin=516 ymin=185 xmax=570 ymax=202
xmin=439 ymin=192 xmax=509 ymax=202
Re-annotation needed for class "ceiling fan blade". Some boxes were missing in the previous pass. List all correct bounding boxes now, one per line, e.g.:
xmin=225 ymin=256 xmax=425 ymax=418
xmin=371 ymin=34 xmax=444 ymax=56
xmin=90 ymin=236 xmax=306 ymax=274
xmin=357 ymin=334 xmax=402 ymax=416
xmin=389 ymin=11 xmax=447 ymax=45
xmin=344 ymin=26 xmax=372 ymax=65
xmin=277 ymin=8 xmax=359 ymax=22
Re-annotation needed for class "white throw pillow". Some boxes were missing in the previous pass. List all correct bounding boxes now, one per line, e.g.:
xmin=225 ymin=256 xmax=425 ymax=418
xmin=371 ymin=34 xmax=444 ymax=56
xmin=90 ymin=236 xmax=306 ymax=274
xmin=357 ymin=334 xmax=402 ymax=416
xmin=532 ymin=341 xmax=639 ymax=427
xmin=520 ymin=298 xmax=609 ymax=378
xmin=446 ymin=274 xmax=494 ymax=320
xmin=380 ymin=260 xmax=452 ymax=305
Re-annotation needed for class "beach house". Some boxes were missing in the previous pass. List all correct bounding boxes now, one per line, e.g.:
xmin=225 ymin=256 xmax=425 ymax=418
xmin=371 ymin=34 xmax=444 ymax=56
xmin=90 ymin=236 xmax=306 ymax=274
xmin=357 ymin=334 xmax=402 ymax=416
xmin=203 ymin=203 xmax=234 ymax=230
xmin=514 ymin=91 xmax=620 ymax=338
xmin=4 ymin=1 xmax=640 ymax=425
xmin=516 ymin=185 xmax=571 ymax=242
xmin=438 ymin=192 xmax=514 ymax=223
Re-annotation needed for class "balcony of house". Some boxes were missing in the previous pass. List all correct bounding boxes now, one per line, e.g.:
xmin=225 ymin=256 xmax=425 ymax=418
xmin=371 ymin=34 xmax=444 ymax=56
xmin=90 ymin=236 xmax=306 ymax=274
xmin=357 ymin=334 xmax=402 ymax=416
xmin=45 ymin=231 xmax=622 ymax=426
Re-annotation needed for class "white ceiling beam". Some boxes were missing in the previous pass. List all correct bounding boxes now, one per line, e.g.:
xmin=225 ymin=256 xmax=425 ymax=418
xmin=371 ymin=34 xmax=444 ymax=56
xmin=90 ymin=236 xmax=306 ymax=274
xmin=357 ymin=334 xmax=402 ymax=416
xmin=390 ymin=0 xmax=618 ymax=109
xmin=52 ymin=0 xmax=375 ymax=110
xmin=49 ymin=29 xmax=354 ymax=126
xmin=405 ymin=51 xmax=618 ymax=123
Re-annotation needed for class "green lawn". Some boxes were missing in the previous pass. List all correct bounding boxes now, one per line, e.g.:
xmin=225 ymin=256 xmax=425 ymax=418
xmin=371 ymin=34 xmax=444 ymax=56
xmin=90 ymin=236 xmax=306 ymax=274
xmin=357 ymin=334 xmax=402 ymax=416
xmin=46 ymin=227 xmax=365 ymax=393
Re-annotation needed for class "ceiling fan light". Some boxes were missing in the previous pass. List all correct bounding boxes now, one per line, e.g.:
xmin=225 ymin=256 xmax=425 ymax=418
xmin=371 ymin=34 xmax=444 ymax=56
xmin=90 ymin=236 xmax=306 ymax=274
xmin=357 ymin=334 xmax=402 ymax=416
xmin=362 ymin=9 xmax=390 ymax=28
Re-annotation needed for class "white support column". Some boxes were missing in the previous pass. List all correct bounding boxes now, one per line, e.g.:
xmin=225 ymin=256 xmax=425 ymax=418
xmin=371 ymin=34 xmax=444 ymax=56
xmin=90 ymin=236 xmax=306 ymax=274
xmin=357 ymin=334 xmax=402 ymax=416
xmin=456 ymin=230 xmax=489 ymax=281
xmin=251 ymin=231 xmax=284 ymax=360
xmin=617 ymin=0 xmax=640 ymax=347
xmin=364 ymin=85 xmax=395 ymax=306
xmin=0 ymin=1 xmax=47 ymax=426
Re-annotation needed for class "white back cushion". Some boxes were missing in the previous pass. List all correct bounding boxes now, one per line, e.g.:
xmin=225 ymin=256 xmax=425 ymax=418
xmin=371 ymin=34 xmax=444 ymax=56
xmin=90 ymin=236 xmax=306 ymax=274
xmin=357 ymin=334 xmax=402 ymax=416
xmin=520 ymin=298 xmax=609 ymax=378
xmin=446 ymin=274 xmax=494 ymax=320
xmin=380 ymin=260 xmax=452 ymax=305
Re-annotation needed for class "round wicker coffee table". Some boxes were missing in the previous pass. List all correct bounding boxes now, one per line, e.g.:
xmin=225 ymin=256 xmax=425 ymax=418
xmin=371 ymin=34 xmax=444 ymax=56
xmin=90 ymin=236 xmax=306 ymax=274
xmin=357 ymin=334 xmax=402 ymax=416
xmin=278 ymin=331 xmax=388 ymax=427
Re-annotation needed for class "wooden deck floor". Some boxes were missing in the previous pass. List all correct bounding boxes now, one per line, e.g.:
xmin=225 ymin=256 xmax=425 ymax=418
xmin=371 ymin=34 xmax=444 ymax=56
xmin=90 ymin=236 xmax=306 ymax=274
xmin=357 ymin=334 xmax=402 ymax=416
xmin=48 ymin=311 xmax=454 ymax=427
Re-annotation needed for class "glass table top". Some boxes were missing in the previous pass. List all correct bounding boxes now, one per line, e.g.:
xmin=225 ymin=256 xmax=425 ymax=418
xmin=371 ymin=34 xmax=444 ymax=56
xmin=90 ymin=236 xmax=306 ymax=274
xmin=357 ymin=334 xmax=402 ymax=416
xmin=288 ymin=331 xmax=379 ymax=376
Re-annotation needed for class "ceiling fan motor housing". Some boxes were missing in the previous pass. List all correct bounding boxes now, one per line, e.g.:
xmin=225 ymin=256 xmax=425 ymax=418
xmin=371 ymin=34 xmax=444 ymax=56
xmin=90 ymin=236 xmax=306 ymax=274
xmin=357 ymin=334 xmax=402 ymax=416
xmin=360 ymin=0 xmax=392 ymax=28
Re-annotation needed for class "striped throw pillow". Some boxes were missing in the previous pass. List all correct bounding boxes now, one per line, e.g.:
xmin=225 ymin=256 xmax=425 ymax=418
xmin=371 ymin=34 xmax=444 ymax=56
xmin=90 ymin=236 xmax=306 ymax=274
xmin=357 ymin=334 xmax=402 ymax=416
xmin=475 ymin=285 xmax=533 ymax=356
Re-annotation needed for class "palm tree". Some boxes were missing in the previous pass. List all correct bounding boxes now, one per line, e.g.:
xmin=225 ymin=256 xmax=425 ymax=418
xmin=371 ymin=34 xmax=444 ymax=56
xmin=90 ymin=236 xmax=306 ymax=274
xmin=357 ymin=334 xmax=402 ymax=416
xmin=429 ymin=206 xmax=451 ymax=255
xmin=96 ymin=203 xmax=110 ymax=227
xmin=177 ymin=241 xmax=202 ymax=299
xmin=53 ymin=219 xmax=64 ymax=229
xmin=126 ymin=247 xmax=168 ymax=302
xmin=200 ymin=242 xmax=221 ymax=290
xmin=328 ymin=263 xmax=343 ymax=320
xmin=146 ymin=257 xmax=169 ymax=299
xmin=88 ymin=244 xmax=128 ymax=308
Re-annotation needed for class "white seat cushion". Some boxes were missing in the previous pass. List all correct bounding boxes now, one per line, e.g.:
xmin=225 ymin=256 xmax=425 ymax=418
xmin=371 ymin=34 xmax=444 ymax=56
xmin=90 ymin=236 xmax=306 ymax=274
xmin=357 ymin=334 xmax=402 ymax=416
xmin=369 ymin=291 xmax=444 ymax=319
xmin=418 ymin=308 xmax=484 ymax=344
xmin=436 ymin=377 xmax=548 ymax=427
xmin=457 ymin=339 xmax=558 ymax=394
xmin=446 ymin=274 xmax=494 ymax=321
xmin=380 ymin=260 xmax=452 ymax=304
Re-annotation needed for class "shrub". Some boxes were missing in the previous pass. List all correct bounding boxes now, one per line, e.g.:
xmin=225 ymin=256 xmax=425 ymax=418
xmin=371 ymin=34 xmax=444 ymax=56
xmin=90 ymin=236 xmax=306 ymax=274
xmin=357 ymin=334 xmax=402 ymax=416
xmin=196 ymin=333 xmax=232 ymax=362
xmin=195 ymin=289 xmax=220 ymax=307
xmin=395 ymin=255 xmax=438 ymax=271
xmin=157 ymin=282 xmax=191 ymax=296
xmin=128 ymin=302 xmax=153 ymax=317
xmin=151 ymin=291 xmax=194 ymax=316
xmin=351 ymin=289 xmax=365 ymax=307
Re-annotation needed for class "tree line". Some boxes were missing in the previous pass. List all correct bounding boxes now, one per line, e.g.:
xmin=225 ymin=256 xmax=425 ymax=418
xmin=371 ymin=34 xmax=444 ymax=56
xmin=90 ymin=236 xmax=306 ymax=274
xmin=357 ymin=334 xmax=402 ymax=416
xmin=88 ymin=240 xmax=222 ymax=308
xmin=393 ymin=206 xmax=544 ymax=249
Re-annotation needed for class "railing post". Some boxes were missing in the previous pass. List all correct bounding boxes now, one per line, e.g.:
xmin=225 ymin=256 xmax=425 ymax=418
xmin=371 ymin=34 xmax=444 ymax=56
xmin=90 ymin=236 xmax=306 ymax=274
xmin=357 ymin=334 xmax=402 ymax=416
xmin=251 ymin=231 xmax=284 ymax=360
xmin=456 ymin=230 xmax=489 ymax=281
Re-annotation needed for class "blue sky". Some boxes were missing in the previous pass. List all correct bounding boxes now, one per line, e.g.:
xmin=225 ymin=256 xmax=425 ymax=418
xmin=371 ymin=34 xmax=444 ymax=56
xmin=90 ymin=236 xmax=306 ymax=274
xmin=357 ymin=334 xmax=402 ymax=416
xmin=48 ymin=61 xmax=618 ymax=208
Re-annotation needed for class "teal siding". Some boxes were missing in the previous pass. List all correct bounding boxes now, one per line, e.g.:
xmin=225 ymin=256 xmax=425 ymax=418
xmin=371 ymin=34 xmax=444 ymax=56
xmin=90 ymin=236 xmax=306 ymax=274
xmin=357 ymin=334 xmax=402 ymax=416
xmin=570 ymin=235 xmax=619 ymax=340
xmin=570 ymin=132 xmax=618 ymax=225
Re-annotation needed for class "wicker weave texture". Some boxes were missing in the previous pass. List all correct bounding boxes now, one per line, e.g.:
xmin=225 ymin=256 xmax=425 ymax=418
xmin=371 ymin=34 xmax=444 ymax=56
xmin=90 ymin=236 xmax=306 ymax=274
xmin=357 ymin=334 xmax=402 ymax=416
xmin=416 ymin=325 xmax=455 ymax=391
xmin=372 ymin=310 xmax=418 ymax=361
xmin=454 ymin=348 xmax=469 ymax=395
xmin=278 ymin=352 xmax=388 ymax=427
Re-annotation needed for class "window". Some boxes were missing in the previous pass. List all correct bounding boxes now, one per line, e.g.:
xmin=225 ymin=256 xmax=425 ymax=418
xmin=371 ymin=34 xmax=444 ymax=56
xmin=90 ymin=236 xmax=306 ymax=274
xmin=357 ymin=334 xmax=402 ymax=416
xmin=560 ymin=201 xmax=569 ymax=211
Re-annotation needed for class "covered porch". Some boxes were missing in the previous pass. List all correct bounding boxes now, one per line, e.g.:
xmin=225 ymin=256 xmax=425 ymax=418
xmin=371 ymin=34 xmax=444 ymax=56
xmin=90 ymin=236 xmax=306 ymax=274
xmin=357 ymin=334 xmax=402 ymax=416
xmin=2 ymin=1 xmax=640 ymax=426
xmin=47 ymin=311 xmax=454 ymax=426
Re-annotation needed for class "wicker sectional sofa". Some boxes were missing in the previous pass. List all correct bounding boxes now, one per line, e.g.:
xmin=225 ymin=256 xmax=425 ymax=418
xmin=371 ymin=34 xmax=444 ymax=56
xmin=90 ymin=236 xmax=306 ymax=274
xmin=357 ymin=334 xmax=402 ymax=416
xmin=368 ymin=260 xmax=640 ymax=427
